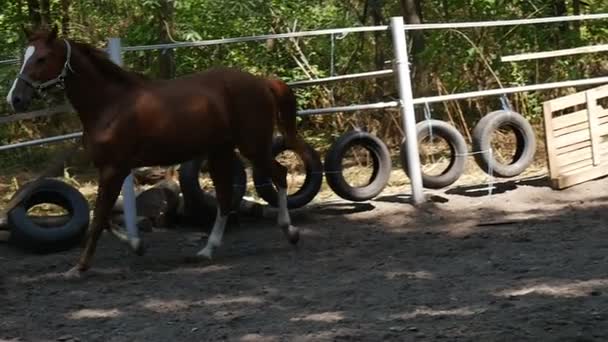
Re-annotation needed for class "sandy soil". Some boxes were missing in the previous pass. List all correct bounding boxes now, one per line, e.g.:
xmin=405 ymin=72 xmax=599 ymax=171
xmin=1 ymin=168 xmax=608 ymax=342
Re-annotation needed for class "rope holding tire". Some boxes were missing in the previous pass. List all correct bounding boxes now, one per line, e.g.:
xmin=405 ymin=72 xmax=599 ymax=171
xmin=400 ymin=119 xmax=468 ymax=189
xmin=6 ymin=178 xmax=90 ymax=254
xmin=323 ymin=129 xmax=391 ymax=202
xmin=472 ymin=110 xmax=536 ymax=178
xmin=252 ymin=135 xmax=323 ymax=209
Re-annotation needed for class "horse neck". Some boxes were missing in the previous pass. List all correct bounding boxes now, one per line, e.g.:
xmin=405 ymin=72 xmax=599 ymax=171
xmin=63 ymin=43 xmax=138 ymax=128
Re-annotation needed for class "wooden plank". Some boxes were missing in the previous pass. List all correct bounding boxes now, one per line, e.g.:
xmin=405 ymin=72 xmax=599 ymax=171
xmin=556 ymin=146 xmax=592 ymax=167
xmin=543 ymin=101 xmax=560 ymax=178
xmin=586 ymin=90 xmax=602 ymax=166
xmin=543 ymin=90 xmax=586 ymax=112
xmin=552 ymin=109 xmax=589 ymax=131
xmin=587 ymin=83 xmax=608 ymax=98
xmin=558 ymin=141 xmax=608 ymax=167
xmin=560 ymin=163 xmax=594 ymax=178
xmin=557 ymin=140 xmax=590 ymax=155
xmin=554 ymin=120 xmax=589 ymax=137
xmin=543 ymin=83 xmax=608 ymax=189
xmin=556 ymin=115 xmax=608 ymax=139
xmin=559 ymin=158 xmax=593 ymax=175
xmin=556 ymin=162 xmax=608 ymax=189
xmin=554 ymin=128 xmax=591 ymax=149
xmin=599 ymin=122 xmax=608 ymax=137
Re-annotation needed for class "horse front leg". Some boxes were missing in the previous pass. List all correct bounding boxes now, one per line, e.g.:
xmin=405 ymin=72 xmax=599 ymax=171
xmin=64 ymin=166 xmax=129 ymax=279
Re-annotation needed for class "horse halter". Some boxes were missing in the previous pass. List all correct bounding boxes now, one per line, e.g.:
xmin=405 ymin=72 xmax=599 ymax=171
xmin=17 ymin=39 xmax=75 ymax=93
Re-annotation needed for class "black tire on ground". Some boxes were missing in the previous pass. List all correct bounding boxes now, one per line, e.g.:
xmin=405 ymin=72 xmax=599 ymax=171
xmin=253 ymin=136 xmax=323 ymax=209
xmin=7 ymin=178 xmax=90 ymax=254
xmin=472 ymin=110 xmax=536 ymax=178
xmin=400 ymin=119 xmax=468 ymax=189
xmin=178 ymin=155 xmax=247 ymax=221
xmin=323 ymin=129 xmax=391 ymax=202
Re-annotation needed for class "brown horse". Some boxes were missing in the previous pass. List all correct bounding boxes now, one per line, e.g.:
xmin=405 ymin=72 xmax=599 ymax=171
xmin=6 ymin=26 xmax=307 ymax=278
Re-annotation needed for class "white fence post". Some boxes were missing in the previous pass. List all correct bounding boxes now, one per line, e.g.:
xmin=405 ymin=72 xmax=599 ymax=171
xmin=107 ymin=38 xmax=141 ymax=249
xmin=390 ymin=16 xmax=425 ymax=205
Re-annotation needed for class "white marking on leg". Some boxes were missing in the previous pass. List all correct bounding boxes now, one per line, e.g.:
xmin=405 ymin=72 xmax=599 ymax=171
xmin=197 ymin=208 xmax=228 ymax=259
xmin=278 ymin=187 xmax=291 ymax=227
xmin=6 ymin=46 xmax=35 ymax=109
xmin=278 ymin=187 xmax=299 ymax=244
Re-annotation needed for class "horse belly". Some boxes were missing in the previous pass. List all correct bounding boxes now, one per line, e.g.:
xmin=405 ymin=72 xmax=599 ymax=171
xmin=131 ymin=110 xmax=228 ymax=166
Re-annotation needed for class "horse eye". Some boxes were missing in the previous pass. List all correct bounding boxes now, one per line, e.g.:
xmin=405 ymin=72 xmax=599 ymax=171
xmin=36 ymin=56 xmax=46 ymax=64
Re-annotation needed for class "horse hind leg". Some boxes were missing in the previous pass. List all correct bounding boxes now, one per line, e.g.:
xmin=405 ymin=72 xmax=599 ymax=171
xmin=196 ymin=150 xmax=234 ymax=259
xmin=270 ymin=159 xmax=300 ymax=245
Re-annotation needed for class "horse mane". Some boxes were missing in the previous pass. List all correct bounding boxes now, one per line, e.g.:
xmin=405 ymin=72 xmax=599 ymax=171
xmin=69 ymin=40 xmax=148 ymax=84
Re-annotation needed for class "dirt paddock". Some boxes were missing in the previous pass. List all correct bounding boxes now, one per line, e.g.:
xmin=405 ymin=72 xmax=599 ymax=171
xmin=1 ymin=173 xmax=608 ymax=342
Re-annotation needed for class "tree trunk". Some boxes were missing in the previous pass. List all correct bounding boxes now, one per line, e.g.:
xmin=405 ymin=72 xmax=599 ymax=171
xmin=60 ymin=0 xmax=70 ymax=35
xmin=400 ymin=0 xmax=424 ymax=54
xmin=26 ymin=0 xmax=41 ymax=26
xmin=158 ymin=0 xmax=175 ymax=79
xmin=40 ymin=0 xmax=50 ymax=26
xmin=400 ymin=0 xmax=426 ymax=119
xmin=553 ymin=0 xmax=568 ymax=47
xmin=369 ymin=0 xmax=386 ymax=99
xmin=370 ymin=0 xmax=385 ymax=71
xmin=572 ymin=0 xmax=581 ymax=40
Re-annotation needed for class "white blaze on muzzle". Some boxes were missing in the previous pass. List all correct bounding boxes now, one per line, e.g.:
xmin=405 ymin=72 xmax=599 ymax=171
xmin=6 ymin=46 xmax=36 ymax=110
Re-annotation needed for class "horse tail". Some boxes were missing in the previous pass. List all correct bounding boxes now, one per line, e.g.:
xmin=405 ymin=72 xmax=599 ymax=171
xmin=268 ymin=79 xmax=307 ymax=154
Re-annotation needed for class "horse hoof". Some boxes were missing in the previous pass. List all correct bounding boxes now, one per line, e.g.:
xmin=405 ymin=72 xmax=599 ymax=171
xmin=130 ymin=238 xmax=146 ymax=256
xmin=285 ymin=225 xmax=300 ymax=245
xmin=63 ymin=266 xmax=84 ymax=280
xmin=196 ymin=246 xmax=214 ymax=260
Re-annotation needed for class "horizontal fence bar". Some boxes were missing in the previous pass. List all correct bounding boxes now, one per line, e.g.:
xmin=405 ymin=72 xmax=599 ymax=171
xmin=0 ymin=104 xmax=72 ymax=125
xmin=403 ymin=13 xmax=608 ymax=31
xmin=502 ymin=44 xmax=608 ymax=62
xmin=0 ymin=132 xmax=82 ymax=152
xmin=297 ymin=101 xmax=399 ymax=116
xmin=412 ymin=76 xmax=608 ymax=104
xmin=0 ymin=58 xmax=18 ymax=65
xmin=288 ymin=69 xmax=394 ymax=87
xmin=122 ymin=25 xmax=389 ymax=52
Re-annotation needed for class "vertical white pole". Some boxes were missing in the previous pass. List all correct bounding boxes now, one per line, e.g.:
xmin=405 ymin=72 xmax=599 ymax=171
xmin=390 ymin=17 xmax=425 ymax=205
xmin=107 ymin=38 xmax=140 ymax=247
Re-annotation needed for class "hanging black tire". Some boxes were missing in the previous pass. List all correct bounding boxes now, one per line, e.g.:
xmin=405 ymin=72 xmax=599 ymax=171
xmin=472 ymin=110 xmax=536 ymax=178
xmin=178 ymin=154 xmax=247 ymax=222
xmin=324 ymin=129 xmax=391 ymax=202
xmin=7 ymin=178 xmax=90 ymax=254
xmin=253 ymin=136 xmax=323 ymax=209
xmin=400 ymin=119 xmax=468 ymax=189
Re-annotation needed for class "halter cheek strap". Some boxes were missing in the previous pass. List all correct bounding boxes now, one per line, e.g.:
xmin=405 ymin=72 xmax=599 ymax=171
xmin=17 ymin=39 xmax=75 ymax=92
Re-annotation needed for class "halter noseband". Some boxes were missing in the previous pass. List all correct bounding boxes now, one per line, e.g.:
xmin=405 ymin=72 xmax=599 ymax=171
xmin=17 ymin=39 xmax=75 ymax=92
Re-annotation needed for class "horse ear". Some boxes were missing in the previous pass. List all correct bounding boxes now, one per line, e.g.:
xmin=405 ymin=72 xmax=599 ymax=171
xmin=47 ymin=25 xmax=58 ymax=42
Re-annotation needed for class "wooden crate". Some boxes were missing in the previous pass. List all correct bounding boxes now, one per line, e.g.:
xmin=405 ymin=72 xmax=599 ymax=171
xmin=543 ymin=83 xmax=608 ymax=189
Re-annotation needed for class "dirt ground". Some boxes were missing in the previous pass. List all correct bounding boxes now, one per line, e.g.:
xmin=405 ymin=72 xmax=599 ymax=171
xmin=2 ymin=165 xmax=608 ymax=342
